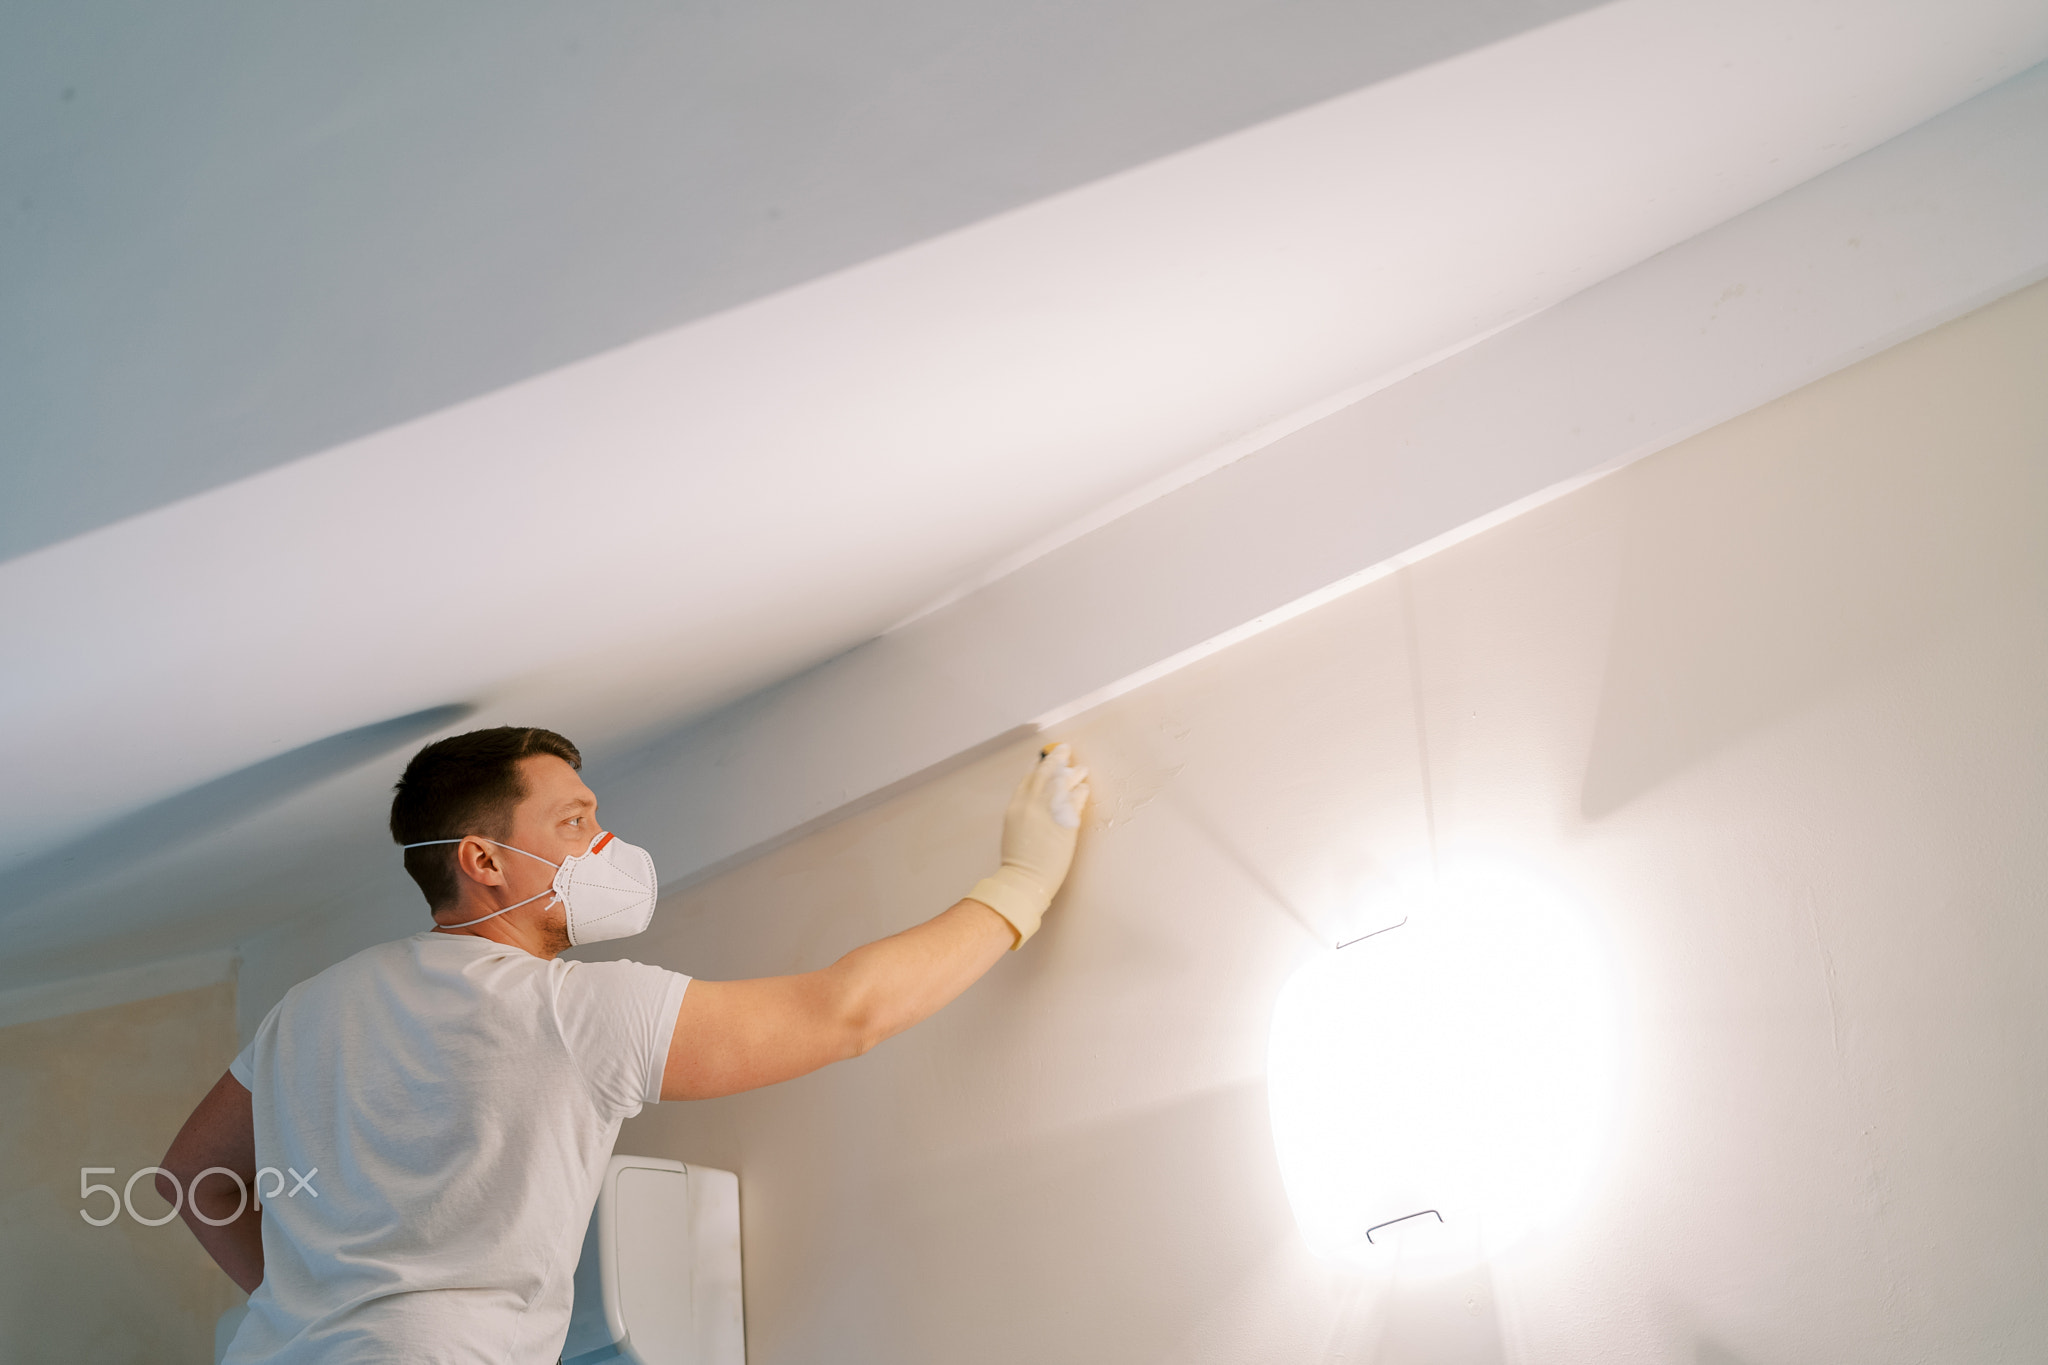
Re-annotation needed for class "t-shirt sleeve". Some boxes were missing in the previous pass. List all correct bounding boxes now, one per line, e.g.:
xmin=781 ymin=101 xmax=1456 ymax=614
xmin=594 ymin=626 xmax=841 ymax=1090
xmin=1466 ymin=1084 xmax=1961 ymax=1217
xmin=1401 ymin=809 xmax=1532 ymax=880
xmin=229 ymin=1040 xmax=256 ymax=1090
xmin=227 ymin=999 xmax=283 ymax=1090
xmin=554 ymin=959 xmax=691 ymax=1119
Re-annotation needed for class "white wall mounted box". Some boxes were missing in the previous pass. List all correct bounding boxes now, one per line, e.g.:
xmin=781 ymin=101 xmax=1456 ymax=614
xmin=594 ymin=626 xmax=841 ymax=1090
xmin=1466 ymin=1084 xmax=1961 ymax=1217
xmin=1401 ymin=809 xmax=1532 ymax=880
xmin=560 ymin=1155 xmax=746 ymax=1365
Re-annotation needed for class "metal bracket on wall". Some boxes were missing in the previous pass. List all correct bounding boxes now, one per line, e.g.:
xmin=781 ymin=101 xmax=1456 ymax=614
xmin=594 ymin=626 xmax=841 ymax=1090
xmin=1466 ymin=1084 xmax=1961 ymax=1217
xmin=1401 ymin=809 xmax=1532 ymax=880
xmin=1336 ymin=916 xmax=1407 ymax=950
xmin=1365 ymin=1209 xmax=1443 ymax=1243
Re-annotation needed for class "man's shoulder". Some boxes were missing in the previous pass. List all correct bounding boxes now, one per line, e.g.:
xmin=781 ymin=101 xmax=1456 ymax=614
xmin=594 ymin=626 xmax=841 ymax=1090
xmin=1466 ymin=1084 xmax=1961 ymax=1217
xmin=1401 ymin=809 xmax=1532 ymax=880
xmin=553 ymin=957 xmax=690 ymax=1026
xmin=267 ymin=933 xmax=556 ymax=1045
xmin=290 ymin=931 xmax=478 ymax=996
xmin=332 ymin=929 xmax=435 ymax=971
xmin=249 ymin=935 xmax=431 ymax=1052
xmin=558 ymin=954 xmax=685 ymax=988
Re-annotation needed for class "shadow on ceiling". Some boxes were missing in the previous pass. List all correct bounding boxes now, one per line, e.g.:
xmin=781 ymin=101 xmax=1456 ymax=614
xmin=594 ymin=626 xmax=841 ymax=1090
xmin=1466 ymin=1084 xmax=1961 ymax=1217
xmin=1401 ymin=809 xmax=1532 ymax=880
xmin=4 ymin=703 xmax=474 ymax=917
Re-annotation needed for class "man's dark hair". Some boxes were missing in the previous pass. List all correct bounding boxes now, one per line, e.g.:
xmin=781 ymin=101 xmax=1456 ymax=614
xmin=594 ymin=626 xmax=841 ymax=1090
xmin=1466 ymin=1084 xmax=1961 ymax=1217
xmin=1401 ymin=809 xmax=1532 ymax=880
xmin=389 ymin=726 xmax=582 ymax=911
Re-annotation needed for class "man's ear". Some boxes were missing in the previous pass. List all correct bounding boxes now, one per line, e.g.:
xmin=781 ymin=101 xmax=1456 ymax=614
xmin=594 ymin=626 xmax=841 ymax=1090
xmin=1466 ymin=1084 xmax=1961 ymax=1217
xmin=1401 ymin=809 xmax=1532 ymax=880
xmin=455 ymin=836 xmax=507 ymax=887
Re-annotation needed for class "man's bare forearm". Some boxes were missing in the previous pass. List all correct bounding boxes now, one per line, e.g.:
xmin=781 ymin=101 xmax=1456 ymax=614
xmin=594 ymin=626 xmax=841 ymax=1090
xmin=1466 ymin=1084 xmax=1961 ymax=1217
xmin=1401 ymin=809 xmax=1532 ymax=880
xmin=663 ymin=748 xmax=1086 ymax=1101
xmin=830 ymin=899 xmax=1014 ymax=1054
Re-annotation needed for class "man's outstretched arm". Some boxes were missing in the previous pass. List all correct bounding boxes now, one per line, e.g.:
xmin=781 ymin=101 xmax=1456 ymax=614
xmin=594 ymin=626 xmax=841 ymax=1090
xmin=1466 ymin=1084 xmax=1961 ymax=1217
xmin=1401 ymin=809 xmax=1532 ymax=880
xmin=161 ymin=1070 xmax=265 ymax=1293
xmin=661 ymin=897 xmax=1013 ymax=1099
xmin=661 ymin=745 xmax=1090 ymax=1101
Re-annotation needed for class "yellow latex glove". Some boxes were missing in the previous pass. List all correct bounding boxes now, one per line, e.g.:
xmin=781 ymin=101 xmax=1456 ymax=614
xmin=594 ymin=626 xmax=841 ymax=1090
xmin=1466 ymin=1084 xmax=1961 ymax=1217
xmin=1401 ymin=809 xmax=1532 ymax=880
xmin=967 ymin=743 xmax=1091 ymax=949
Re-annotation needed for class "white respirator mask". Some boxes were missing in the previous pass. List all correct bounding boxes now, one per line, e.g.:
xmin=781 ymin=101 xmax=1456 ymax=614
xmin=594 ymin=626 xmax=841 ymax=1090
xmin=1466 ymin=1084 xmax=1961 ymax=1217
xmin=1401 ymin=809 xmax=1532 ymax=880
xmin=403 ymin=830 xmax=659 ymax=945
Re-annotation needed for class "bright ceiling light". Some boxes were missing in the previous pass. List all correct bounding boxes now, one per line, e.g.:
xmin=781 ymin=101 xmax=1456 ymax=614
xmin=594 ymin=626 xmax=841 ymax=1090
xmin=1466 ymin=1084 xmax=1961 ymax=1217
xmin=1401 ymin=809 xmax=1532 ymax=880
xmin=1267 ymin=861 xmax=1620 ymax=1277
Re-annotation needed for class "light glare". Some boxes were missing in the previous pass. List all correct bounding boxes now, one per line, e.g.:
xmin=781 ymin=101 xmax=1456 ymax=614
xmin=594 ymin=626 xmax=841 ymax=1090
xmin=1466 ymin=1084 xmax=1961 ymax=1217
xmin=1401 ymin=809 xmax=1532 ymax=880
xmin=1267 ymin=862 xmax=1619 ymax=1276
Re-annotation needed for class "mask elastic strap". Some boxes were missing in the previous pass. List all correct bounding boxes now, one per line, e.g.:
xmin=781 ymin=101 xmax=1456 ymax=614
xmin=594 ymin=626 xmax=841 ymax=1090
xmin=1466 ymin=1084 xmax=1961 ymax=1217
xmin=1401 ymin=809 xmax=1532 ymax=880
xmin=401 ymin=837 xmax=564 ymax=868
xmin=436 ymin=885 xmax=559 ymax=928
xmin=402 ymin=838 xmax=564 ymax=928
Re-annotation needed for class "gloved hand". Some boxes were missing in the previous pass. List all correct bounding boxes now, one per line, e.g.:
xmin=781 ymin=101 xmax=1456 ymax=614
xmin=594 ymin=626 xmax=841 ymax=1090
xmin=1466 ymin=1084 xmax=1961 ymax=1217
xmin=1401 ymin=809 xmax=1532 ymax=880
xmin=967 ymin=743 xmax=1091 ymax=949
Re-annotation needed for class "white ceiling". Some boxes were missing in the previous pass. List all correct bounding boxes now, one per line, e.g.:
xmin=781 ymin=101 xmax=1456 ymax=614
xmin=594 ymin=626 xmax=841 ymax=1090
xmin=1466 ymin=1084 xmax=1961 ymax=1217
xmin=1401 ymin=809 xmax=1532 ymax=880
xmin=3 ymin=0 xmax=1602 ymax=560
xmin=5 ymin=0 xmax=2047 ymax=988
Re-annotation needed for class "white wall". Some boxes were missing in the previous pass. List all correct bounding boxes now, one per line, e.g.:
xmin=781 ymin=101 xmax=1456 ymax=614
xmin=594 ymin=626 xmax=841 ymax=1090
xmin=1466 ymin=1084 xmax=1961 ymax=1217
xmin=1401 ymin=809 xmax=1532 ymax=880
xmin=591 ymin=278 xmax=2048 ymax=1362
xmin=0 ymin=981 xmax=244 ymax=1362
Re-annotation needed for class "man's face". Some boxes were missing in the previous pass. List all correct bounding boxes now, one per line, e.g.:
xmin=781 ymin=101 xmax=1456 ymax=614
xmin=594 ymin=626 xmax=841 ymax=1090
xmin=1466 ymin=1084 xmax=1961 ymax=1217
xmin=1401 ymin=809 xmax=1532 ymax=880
xmin=508 ymin=753 xmax=600 ymax=855
xmin=430 ymin=753 xmax=598 ymax=957
xmin=493 ymin=755 xmax=601 ymax=912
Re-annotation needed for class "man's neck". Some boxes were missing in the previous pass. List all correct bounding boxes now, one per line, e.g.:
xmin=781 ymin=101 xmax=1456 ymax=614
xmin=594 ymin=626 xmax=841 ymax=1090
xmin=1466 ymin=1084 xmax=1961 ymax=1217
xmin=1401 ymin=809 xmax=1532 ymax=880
xmin=430 ymin=905 xmax=568 ymax=960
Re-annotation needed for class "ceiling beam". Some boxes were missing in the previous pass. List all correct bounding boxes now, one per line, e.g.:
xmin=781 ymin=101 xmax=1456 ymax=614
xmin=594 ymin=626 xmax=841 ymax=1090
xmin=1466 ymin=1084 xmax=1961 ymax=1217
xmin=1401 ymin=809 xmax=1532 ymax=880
xmin=600 ymin=62 xmax=2048 ymax=891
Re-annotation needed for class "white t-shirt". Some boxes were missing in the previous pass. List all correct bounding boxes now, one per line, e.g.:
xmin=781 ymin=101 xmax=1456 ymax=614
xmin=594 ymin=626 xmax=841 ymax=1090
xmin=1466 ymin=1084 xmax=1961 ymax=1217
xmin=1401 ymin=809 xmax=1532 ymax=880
xmin=223 ymin=930 xmax=689 ymax=1365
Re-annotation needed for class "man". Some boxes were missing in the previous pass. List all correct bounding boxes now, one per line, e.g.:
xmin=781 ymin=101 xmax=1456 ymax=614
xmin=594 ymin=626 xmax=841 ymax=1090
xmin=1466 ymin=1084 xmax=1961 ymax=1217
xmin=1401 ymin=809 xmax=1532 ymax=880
xmin=161 ymin=725 xmax=1089 ymax=1363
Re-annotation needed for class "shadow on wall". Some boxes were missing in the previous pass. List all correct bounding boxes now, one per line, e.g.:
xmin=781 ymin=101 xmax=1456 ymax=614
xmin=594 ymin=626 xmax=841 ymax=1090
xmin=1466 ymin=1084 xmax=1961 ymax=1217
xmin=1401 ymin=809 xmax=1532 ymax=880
xmin=2 ymin=703 xmax=473 ymax=918
xmin=802 ymin=1080 xmax=1293 ymax=1362
xmin=1580 ymin=289 xmax=2048 ymax=819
